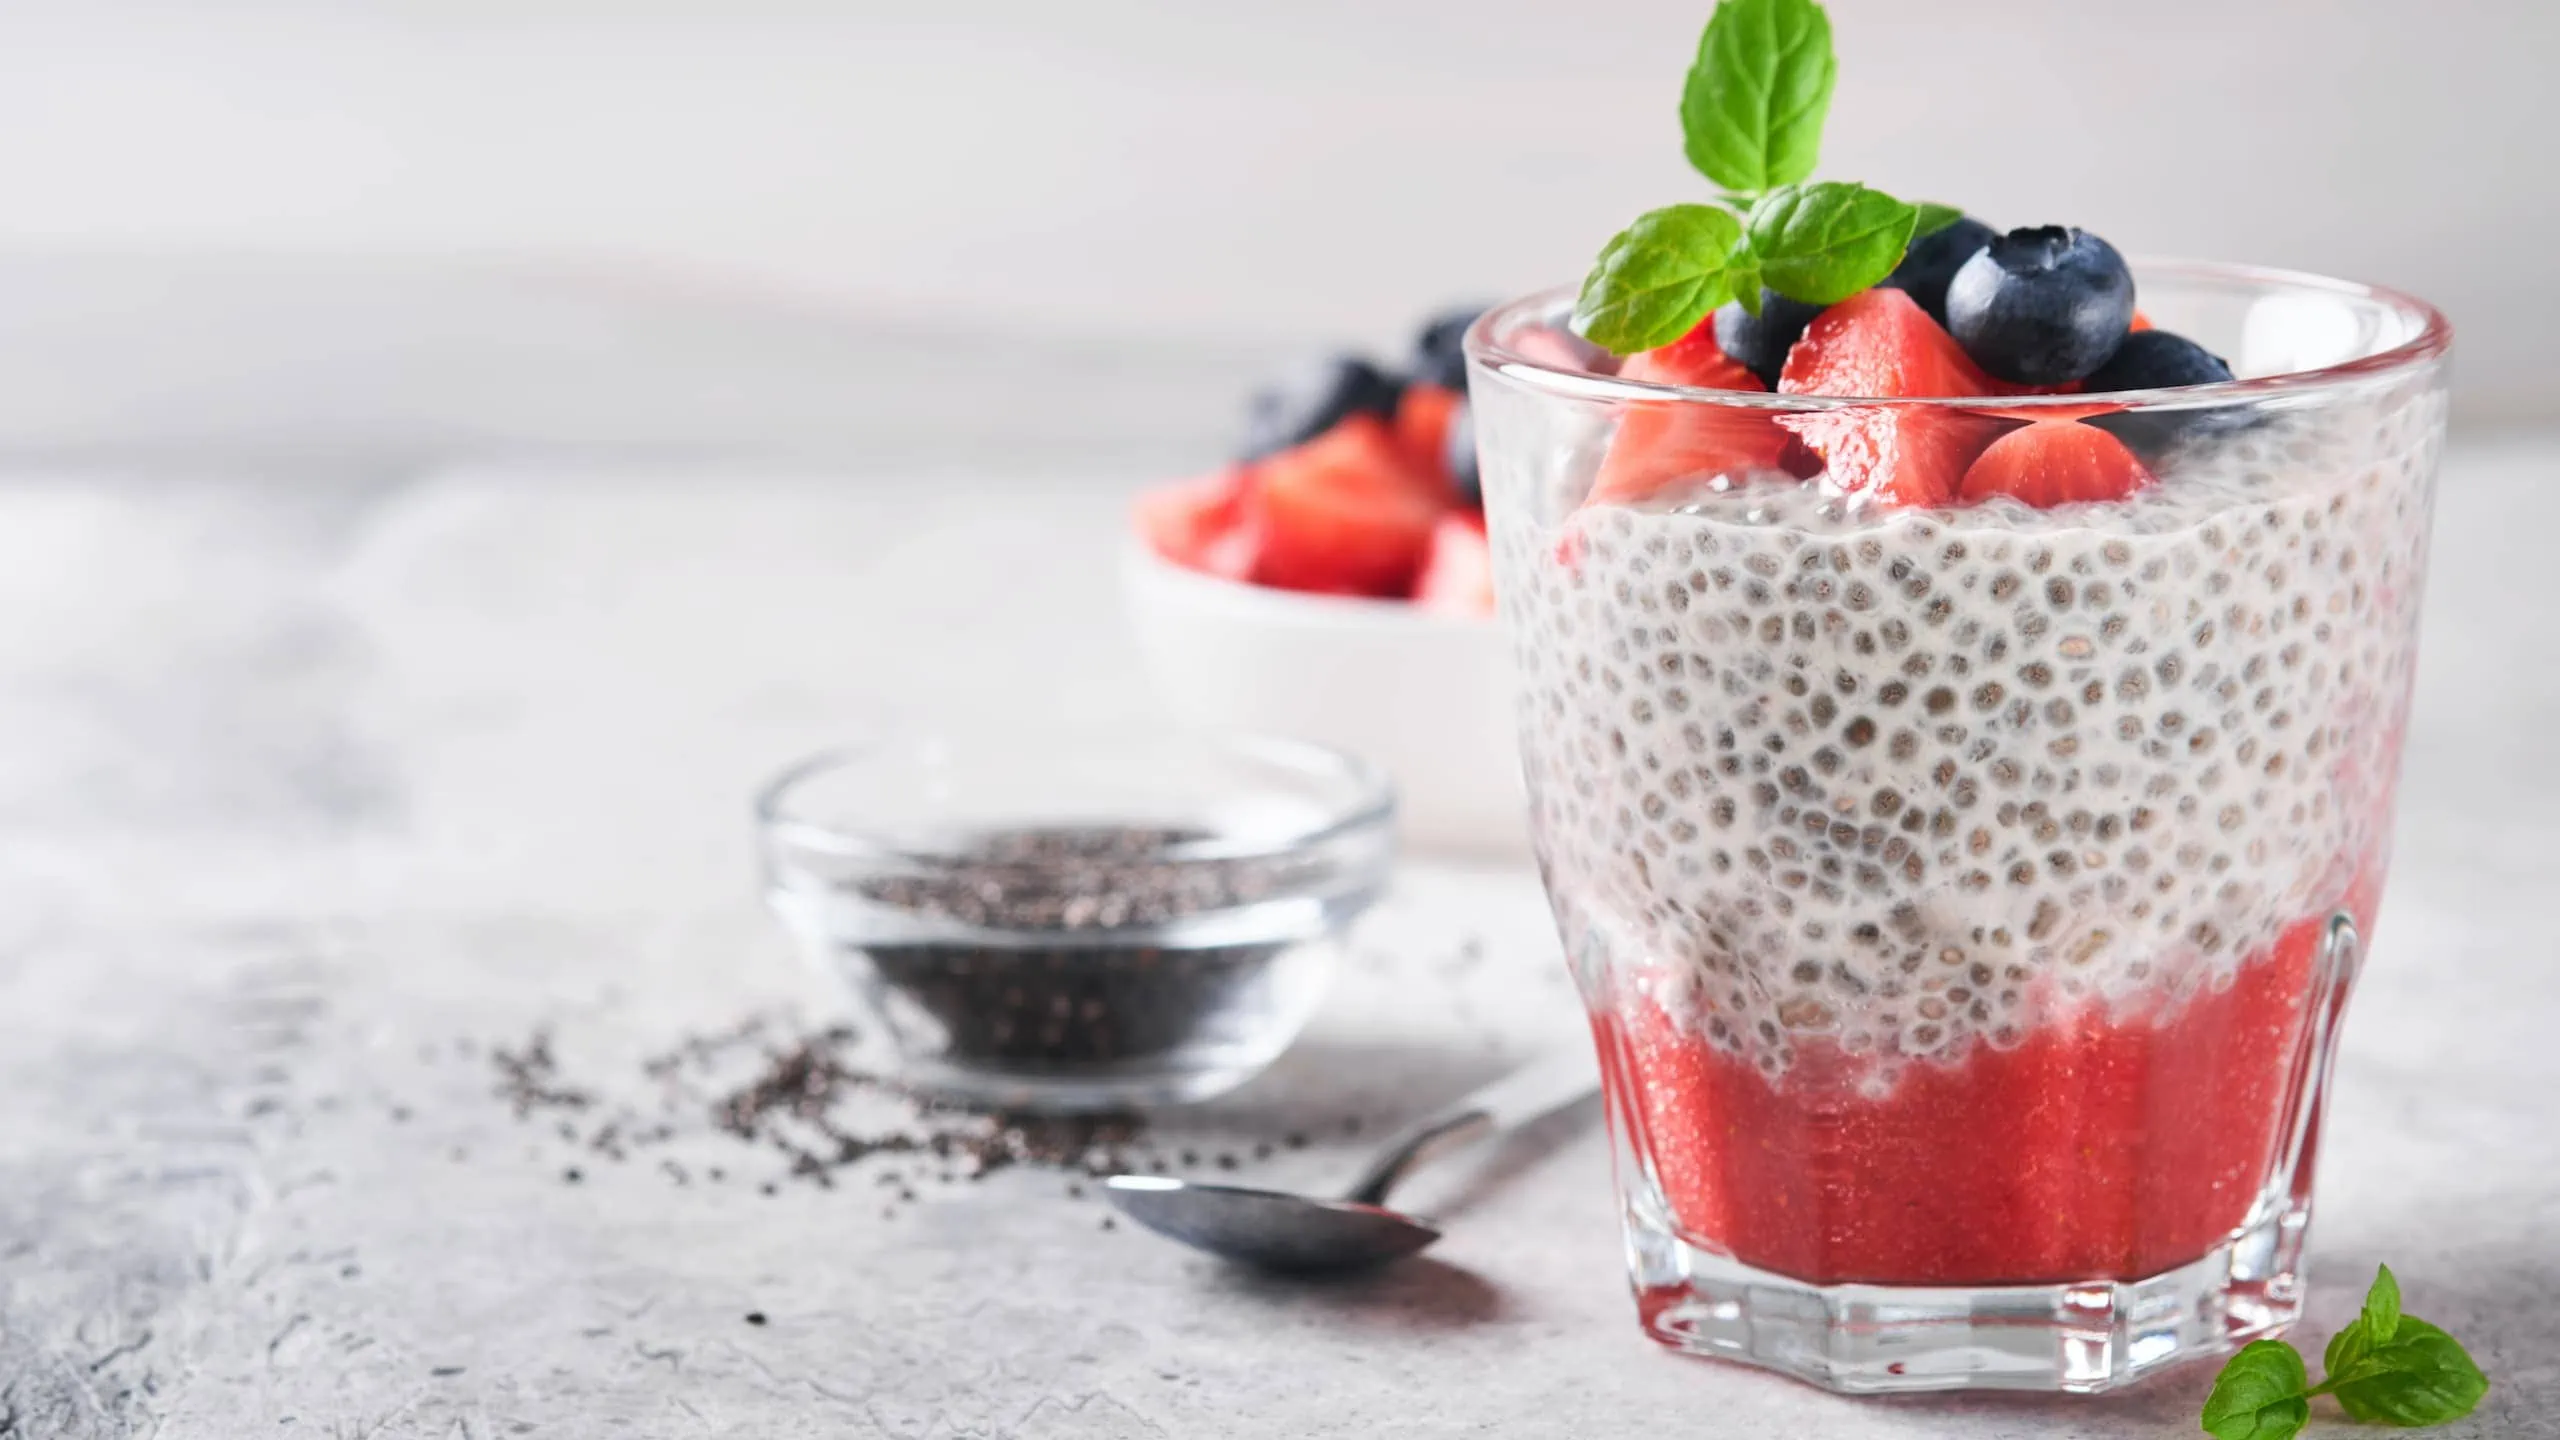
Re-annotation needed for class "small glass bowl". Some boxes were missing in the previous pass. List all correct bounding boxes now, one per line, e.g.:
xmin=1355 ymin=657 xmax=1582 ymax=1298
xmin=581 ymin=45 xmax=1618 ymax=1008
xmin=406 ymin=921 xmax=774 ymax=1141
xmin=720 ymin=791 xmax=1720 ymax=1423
xmin=754 ymin=729 xmax=1395 ymax=1111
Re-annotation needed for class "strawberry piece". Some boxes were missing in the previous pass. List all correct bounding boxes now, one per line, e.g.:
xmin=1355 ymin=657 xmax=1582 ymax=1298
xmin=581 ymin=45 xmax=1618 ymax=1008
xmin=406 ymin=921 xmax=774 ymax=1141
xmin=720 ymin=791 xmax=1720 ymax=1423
xmin=1413 ymin=512 xmax=1497 ymax=616
xmin=1778 ymin=286 xmax=1999 ymax=399
xmin=1588 ymin=403 xmax=1794 ymax=507
xmin=1135 ymin=466 xmax=1257 ymax=578
xmin=1249 ymin=414 xmax=1445 ymax=597
xmin=1957 ymin=420 xmax=2157 ymax=507
xmin=2130 ymin=309 xmax=2154 ymax=333
xmin=1514 ymin=325 xmax=1614 ymax=374
xmin=1585 ymin=321 xmax=1788 ymax=506
xmin=1777 ymin=406 xmax=2017 ymax=509
xmin=1394 ymin=382 xmax=1464 ymax=489
xmin=1968 ymin=373 xmax=2138 ymax=423
xmin=1624 ymin=316 xmax=1766 ymax=393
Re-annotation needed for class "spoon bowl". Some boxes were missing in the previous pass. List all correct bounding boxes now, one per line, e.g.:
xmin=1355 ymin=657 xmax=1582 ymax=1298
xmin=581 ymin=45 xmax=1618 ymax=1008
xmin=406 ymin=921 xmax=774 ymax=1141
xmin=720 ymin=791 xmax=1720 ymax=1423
xmin=1103 ymin=1175 xmax=1441 ymax=1272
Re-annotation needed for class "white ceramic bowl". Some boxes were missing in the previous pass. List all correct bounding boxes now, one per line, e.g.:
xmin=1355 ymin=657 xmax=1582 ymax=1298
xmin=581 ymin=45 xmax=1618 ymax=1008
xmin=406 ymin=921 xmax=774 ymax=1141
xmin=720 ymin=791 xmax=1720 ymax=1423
xmin=1119 ymin=541 xmax=1529 ymax=862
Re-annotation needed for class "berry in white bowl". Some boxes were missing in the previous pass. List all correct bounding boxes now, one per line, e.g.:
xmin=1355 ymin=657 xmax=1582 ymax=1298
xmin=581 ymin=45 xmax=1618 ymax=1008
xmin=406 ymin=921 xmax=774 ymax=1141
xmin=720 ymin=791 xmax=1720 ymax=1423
xmin=1115 ymin=306 xmax=1575 ymax=858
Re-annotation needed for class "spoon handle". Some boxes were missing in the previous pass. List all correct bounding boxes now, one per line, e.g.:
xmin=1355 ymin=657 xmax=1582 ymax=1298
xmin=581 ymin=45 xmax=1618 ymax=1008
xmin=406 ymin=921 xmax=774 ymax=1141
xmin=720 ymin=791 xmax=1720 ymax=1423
xmin=1339 ymin=1045 xmax=1601 ymax=1208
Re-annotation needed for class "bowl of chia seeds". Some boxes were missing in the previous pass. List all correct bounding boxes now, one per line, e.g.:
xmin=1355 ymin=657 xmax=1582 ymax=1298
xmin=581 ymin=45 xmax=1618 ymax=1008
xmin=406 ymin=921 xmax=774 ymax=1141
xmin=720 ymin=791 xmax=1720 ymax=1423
xmin=755 ymin=730 xmax=1395 ymax=1111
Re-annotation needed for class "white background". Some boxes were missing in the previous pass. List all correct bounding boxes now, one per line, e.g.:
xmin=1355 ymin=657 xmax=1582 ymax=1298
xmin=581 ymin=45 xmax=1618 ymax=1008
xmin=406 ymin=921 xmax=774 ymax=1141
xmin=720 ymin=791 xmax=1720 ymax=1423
xmin=0 ymin=0 xmax=2549 ymax=424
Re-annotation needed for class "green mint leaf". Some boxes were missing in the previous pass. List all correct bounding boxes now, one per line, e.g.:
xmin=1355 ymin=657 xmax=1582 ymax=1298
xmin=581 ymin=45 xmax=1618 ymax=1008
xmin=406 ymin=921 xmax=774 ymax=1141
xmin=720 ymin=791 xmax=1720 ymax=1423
xmin=1571 ymin=204 xmax=1746 ymax=354
xmin=2362 ymin=1263 xmax=2403 ymax=1346
xmin=1745 ymin=180 xmax=1919 ymax=305
xmin=2202 ymin=1341 xmax=2311 ymax=1440
xmin=1680 ymin=0 xmax=1837 ymax=195
xmin=2326 ymin=1316 xmax=2489 ymax=1427
xmin=1912 ymin=201 xmax=1965 ymax=239
xmin=2323 ymin=1312 xmax=2376 ymax=1390
xmin=1730 ymin=247 xmax=1763 ymax=317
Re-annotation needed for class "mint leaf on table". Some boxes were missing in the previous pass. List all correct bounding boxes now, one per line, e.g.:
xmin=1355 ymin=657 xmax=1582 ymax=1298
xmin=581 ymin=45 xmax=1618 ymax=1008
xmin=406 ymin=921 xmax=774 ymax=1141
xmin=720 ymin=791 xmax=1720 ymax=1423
xmin=2315 ymin=1264 xmax=2486 ymax=1426
xmin=2322 ymin=1263 xmax=2397 ymax=1380
xmin=1679 ymin=0 xmax=1836 ymax=194
xmin=2360 ymin=1263 xmax=2403 ymax=1347
xmin=2206 ymin=1266 xmax=2490 ymax=1436
xmin=1911 ymin=200 xmax=1965 ymax=239
xmin=2322 ymin=1316 xmax=2490 ymax=1426
xmin=2202 ymin=1340 xmax=2313 ymax=1440
xmin=1744 ymin=181 xmax=1918 ymax=304
xmin=1571 ymin=204 xmax=1748 ymax=353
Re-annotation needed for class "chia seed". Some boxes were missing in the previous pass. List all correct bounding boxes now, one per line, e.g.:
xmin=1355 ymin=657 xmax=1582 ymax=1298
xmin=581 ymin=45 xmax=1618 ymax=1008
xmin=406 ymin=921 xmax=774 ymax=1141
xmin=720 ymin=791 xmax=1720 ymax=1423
xmin=846 ymin=825 xmax=1308 ymax=1070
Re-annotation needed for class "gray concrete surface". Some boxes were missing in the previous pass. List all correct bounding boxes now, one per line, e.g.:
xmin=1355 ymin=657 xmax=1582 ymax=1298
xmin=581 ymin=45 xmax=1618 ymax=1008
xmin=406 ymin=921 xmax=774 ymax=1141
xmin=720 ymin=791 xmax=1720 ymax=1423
xmin=0 ymin=370 xmax=2554 ymax=1433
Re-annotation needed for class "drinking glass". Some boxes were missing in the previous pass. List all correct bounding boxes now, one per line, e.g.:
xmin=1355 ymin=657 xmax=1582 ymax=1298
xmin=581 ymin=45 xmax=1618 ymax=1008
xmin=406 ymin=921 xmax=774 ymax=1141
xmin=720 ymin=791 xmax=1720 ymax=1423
xmin=1465 ymin=263 xmax=2450 ymax=1392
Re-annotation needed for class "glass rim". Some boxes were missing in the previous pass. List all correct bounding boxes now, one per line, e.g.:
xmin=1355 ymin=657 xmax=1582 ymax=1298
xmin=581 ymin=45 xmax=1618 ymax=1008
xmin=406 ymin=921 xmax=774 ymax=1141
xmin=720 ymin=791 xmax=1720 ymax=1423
xmin=754 ymin=728 xmax=1399 ymax=869
xmin=1464 ymin=257 xmax=2452 ymax=411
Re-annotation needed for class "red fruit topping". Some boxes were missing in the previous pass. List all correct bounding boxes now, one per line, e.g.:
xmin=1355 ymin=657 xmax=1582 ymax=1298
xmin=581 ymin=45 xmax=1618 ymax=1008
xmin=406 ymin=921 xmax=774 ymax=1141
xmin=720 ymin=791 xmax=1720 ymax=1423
xmin=1585 ymin=323 xmax=1787 ymax=506
xmin=1958 ymin=420 xmax=2157 ymax=507
xmin=1513 ymin=324 xmax=1615 ymax=374
xmin=1135 ymin=466 xmax=1258 ymax=579
xmin=1249 ymin=414 xmax=1445 ymax=596
xmin=1777 ymin=406 xmax=2018 ymax=509
xmin=2130 ymin=309 xmax=2154 ymax=332
xmin=1394 ymin=382 xmax=1464 ymax=489
xmin=1624 ymin=317 xmax=1766 ymax=393
xmin=1588 ymin=403 xmax=1794 ymax=507
xmin=1413 ymin=512 xmax=1497 ymax=617
xmin=1778 ymin=286 xmax=1999 ymax=400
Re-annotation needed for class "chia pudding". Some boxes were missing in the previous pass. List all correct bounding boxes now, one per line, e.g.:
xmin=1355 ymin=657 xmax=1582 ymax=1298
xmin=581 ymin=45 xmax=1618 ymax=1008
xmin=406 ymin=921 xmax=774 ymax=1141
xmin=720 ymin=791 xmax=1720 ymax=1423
xmin=1471 ymin=282 xmax=2447 ymax=1292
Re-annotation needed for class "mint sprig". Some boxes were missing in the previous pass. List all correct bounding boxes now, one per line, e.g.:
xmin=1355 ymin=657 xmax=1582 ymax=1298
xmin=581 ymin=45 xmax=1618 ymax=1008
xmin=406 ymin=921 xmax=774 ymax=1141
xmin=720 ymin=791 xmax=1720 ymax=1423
xmin=1910 ymin=200 xmax=1966 ymax=240
xmin=1679 ymin=0 xmax=1835 ymax=195
xmin=1574 ymin=0 xmax=1931 ymax=355
xmin=2200 ymin=1267 xmax=2490 ymax=1439
xmin=1745 ymin=181 xmax=1916 ymax=305
xmin=1573 ymin=205 xmax=1750 ymax=353
xmin=2202 ymin=1341 xmax=2313 ymax=1440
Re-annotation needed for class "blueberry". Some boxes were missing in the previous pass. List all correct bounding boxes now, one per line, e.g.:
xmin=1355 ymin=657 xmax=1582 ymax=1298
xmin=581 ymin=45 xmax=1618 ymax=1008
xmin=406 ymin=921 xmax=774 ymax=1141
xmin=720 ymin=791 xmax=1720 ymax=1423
xmin=1240 ymin=354 xmax=1404 ymax=460
xmin=2083 ymin=329 xmax=2251 ymax=460
xmin=1882 ymin=216 xmax=1997 ymax=324
xmin=2082 ymin=329 xmax=2234 ymax=391
xmin=1446 ymin=402 xmax=1481 ymax=509
xmin=1410 ymin=304 xmax=1489 ymax=392
xmin=1712 ymin=290 xmax=1825 ymax=388
xmin=1944 ymin=226 xmax=2136 ymax=386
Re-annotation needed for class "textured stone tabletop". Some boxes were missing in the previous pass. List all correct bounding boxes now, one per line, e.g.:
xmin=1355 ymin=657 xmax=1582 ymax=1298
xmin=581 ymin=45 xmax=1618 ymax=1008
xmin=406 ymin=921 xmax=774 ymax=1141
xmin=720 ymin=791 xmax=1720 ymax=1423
xmin=0 ymin=279 xmax=2554 ymax=1436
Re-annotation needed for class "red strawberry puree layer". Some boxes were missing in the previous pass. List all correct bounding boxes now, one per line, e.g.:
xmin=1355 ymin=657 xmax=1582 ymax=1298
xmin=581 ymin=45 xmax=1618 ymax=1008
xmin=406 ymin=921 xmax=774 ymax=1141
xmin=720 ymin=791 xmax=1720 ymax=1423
xmin=1597 ymin=905 xmax=2365 ymax=1287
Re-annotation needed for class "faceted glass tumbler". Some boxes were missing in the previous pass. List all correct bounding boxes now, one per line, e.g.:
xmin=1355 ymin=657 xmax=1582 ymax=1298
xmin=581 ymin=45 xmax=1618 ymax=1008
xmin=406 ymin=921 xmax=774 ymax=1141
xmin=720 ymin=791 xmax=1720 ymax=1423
xmin=1465 ymin=263 xmax=2450 ymax=1392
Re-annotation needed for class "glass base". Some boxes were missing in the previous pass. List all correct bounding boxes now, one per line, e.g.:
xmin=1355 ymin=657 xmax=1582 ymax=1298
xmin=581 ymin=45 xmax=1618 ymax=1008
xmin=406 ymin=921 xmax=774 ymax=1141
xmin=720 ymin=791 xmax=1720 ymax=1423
xmin=1623 ymin=1194 xmax=2310 ymax=1394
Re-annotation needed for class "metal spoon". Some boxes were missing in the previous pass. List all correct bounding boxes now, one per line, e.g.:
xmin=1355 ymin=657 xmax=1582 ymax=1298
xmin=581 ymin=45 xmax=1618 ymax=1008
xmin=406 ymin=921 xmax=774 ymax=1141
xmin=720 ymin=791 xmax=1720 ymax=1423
xmin=1103 ymin=1047 xmax=1599 ymax=1272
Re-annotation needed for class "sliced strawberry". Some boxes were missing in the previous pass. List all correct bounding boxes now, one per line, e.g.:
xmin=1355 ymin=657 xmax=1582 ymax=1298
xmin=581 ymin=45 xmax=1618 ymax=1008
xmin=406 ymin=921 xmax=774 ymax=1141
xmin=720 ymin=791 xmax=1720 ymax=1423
xmin=1973 ymin=373 xmax=2137 ymax=422
xmin=1394 ymin=382 xmax=1464 ymax=488
xmin=1777 ymin=406 xmax=2017 ymax=509
xmin=1588 ymin=403 xmax=1794 ymax=507
xmin=1628 ymin=319 xmax=1771 ymax=392
xmin=2130 ymin=309 xmax=2154 ymax=333
xmin=1624 ymin=317 xmax=1766 ymax=393
xmin=1958 ymin=420 xmax=2157 ymax=507
xmin=1779 ymin=286 xmax=2000 ymax=399
xmin=1413 ymin=512 xmax=1497 ymax=616
xmin=1585 ymin=322 xmax=1788 ymax=506
xmin=1249 ymin=414 xmax=1444 ymax=597
xmin=1135 ymin=466 xmax=1255 ymax=576
xmin=1514 ymin=325 xmax=1615 ymax=374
